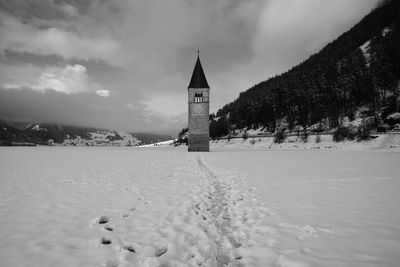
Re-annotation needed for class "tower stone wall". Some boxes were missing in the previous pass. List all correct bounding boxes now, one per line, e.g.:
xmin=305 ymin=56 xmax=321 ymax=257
xmin=188 ymin=88 xmax=209 ymax=152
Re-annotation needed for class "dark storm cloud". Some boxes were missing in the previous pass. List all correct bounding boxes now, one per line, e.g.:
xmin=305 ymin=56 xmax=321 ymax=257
xmin=0 ymin=0 xmax=116 ymax=21
xmin=0 ymin=0 xmax=79 ymax=21
xmin=1 ymin=50 xmax=64 ymax=66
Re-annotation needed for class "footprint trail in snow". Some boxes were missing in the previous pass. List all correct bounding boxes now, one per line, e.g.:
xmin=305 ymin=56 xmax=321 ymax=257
xmin=97 ymin=154 xmax=312 ymax=266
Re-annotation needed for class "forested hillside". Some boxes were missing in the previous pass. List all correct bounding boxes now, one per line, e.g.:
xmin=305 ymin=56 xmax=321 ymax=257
xmin=212 ymin=0 xmax=400 ymax=137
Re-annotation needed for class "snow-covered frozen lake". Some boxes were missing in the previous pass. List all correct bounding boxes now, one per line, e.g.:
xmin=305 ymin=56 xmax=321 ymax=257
xmin=0 ymin=147 xmax=399 ymax=267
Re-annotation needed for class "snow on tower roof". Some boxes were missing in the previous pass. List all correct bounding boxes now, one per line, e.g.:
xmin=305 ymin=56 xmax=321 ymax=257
xmin=188 ymin=52 xmax=210 ymax=89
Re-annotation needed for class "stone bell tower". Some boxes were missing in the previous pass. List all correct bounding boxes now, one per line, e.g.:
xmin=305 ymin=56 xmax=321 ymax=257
xmin=188 ymin=52 xmax=210 ymax=152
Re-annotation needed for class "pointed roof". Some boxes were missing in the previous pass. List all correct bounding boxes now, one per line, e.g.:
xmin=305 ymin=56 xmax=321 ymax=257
xmin=188 ymin=53 xmax=210 ymax=88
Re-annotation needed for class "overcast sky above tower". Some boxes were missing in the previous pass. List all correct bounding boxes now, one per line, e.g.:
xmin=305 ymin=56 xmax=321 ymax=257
xmin=0 ymin=0 xmax=380 ymax=135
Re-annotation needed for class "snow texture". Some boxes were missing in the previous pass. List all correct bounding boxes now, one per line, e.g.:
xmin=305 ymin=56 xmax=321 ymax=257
xmin=32 ymin=124 xmax=47 ymax=132
xmin=387 ymin=113 xmax=400 ymax=120
xmin=359 ymin=40 xmax=371 ymax=67
xmin=139 ymin=140 xmax=175 ymax=147
xmin=382 ymin=27 xmax=392 ymax=37
xmin=0 ymin=147 xmax=399 ymax=266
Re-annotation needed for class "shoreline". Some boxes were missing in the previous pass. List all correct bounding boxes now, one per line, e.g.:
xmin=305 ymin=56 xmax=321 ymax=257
xmin=210 ymin=133 xmax=400 ymax=151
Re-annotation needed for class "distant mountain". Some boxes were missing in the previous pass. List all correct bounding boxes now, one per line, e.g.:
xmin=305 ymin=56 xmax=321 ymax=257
xmin=129 ymin=133 xmax=173 ymax=145
xmin=0 ymin=120 xmax=141 ymax=146
xmin=213 ymin=0 xmax=400 ymax=136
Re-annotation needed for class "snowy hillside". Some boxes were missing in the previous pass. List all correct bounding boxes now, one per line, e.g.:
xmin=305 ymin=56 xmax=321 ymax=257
xmin=62 ymin=130 xmax=140 ymax=146
xmin=0 ymin=147 xmax=399 ymax=266
xmin=0 ymin=120 xmax=141 ymax=146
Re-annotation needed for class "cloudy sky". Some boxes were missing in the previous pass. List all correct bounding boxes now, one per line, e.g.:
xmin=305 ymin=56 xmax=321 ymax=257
xmin=0 ymin=0 xmax=380 ymax=135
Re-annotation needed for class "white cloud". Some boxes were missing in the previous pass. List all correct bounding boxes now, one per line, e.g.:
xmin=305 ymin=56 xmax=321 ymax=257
xmin=59 ymin=3 xmax=79 ymax=18
xmin=3 ymin=64 xmax=109 ymax=96
xmin=37 ymin=64 xmax=99 ymax=94
xmin=96 ymin=90 xmax=110 ymax=97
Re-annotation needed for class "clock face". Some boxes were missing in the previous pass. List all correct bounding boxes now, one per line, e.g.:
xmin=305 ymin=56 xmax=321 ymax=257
xmin=193 ymin=104 xmax=204 ymax=114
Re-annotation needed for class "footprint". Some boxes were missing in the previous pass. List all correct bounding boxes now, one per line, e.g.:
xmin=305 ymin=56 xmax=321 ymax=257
xmin=124 ymin=245 xmax=136 ymax=253
xmin=98 ymin=216 xmax=110 ymax=224
xmin=119 ymin=238 xmax=138 ymax=254
xmin=101 ymin=237 xmax=112 ymax=245
xmin=105 ymin=225 xmax=114 ymax=231
xmin=301 ymin=247 xmax=312 ymax=255
xmin=233 ymin=242 xmax=242 ymax=249
xmin=155 ymin=246 xmax=168 ymax=257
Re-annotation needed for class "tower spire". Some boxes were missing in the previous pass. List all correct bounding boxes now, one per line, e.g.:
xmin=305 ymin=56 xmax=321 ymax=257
xmin=188 ymin=52 xmax=210 ymax=88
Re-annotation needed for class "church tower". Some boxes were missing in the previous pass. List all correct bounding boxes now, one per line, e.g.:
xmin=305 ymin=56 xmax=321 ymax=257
xmin=188 ymin=52 xmax=210 ymax=152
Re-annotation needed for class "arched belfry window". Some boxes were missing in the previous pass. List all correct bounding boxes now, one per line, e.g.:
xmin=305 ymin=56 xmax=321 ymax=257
xmin=194 ymin=93 xmax=203 ymax=103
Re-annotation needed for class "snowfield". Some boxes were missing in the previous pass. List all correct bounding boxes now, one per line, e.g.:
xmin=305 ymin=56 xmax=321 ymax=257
xmin=0 ymin=147 xmax=399 ymax=267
